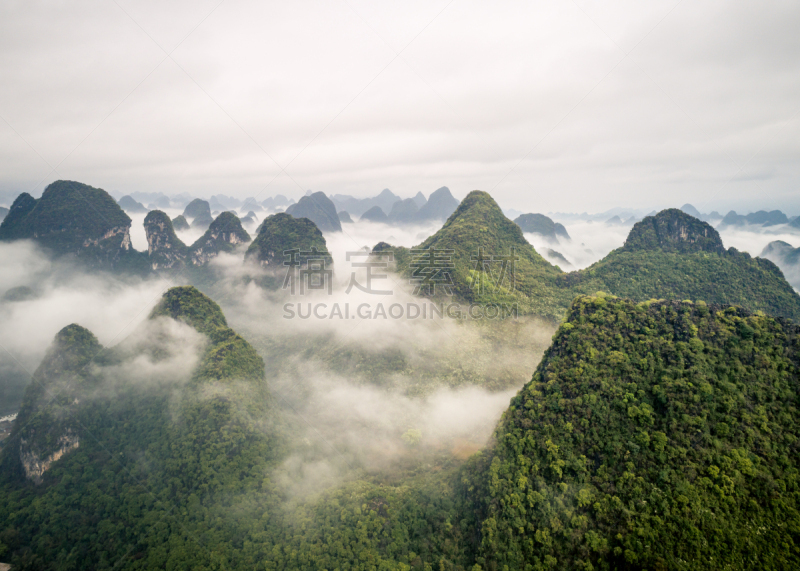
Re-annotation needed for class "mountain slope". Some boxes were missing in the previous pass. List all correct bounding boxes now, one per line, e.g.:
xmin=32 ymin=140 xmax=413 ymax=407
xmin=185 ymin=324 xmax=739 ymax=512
xmin=478 ymin=295 xmax=800 ymax=570
xmin=182 ymin=198 xmax=211 ymax=221
xmin=761 ymin=240 xmax=800 ymax=291
xmin=387 ymin=197 xmax=420 ymax=224
xmin=396 ymin=190 xmax=571 ymax=320
xmin=117 ymin=195 xmax=147 ymax=213
xmin=1 ymin=324 xmax=101 ymax=483
xmin=360 ymin=205 xmax=388 ymax=222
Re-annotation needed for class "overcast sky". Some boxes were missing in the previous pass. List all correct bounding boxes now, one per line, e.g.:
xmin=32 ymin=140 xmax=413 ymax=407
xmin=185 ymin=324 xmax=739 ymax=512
xmin=1 ymin=0 xmax=798 ymax=214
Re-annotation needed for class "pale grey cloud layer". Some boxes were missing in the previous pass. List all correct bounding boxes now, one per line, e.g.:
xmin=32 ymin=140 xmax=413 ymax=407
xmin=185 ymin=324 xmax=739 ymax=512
xmin=0 ymin=0 xmax=798 ymax=214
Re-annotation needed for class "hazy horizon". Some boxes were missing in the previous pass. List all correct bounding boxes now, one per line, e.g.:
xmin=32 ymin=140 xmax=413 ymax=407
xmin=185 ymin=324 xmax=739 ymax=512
xmin=1 ymin=1 xmax=798 ymax=214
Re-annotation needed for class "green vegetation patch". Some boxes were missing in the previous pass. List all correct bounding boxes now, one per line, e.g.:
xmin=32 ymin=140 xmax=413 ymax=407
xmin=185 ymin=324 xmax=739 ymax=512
xmin=479 ymin=295 xmax=800 ymax=570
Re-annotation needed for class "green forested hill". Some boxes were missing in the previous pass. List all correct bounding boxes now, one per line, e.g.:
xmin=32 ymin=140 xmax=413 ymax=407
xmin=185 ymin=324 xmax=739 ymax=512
xmin=561 ymin=209 xmax=800 ymax=321
xmin=393 ymin=191 xmax=572 ymax=320
xmin=0 ymin=180 xmax=147 ymax=271
xmin=478 ymin=295 xmax=800 ymax=570
xmin=394 ymin=195 xmax=800 ymax=322
xmin=0 ymin=287 xmax=281 ymax=569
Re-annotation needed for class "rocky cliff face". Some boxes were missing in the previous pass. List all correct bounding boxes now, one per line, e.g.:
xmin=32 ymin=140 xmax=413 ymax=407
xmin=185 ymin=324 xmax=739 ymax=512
xmin=189 ymin=211 xmax=251 ymax=265
xmin=2 ymin=324 xmax=100 ymax=483
xmin=144 ymin=210 xmax=188 ymax=270
xmin=20 ymin=432 xmax=79 ymax=484
xmin=82 ymin=225 xmax=132 ymax=250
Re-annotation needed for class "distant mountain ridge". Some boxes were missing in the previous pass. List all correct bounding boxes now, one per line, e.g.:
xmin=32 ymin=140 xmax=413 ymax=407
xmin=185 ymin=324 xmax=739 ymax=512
xmin=719 ymin=209 xmax=789 ymax=227
xmin=760 ymin=240 xmax=800 ymax=290
xmin=415 ymin=186 xmax=459 ymax=222
xmin=330 ymin=188 xmax=401 ymax=217
xmin=514 ymin=212 xmax=570 ymax=243
xmin=117 ymin=195 xmax=147 ymax=213
xmin=286 ymin=191 xmax=342 ymax=232
xmin=360 ymin=205 xmax=388 ymax=223
xmin=331 ymin=186 xmax=458 ymax=223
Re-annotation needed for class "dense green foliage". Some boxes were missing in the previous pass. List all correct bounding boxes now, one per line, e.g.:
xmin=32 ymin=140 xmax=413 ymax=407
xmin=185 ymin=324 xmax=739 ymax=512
xmin=395 ymin=191 xmax=570 ymax=320
xmin=0 ymin=287 xmax=284 ymax=568
xmin=2 ymin=285 xmax=799 ymax=569
xmin=2 ymin=324 xmax=101 ymax=479
xmin=562 ymin=247 xmax=800 ymax=321
xmin=0 ymin=286 xmax=488 ymax=570
xmin=3 ymin=187 xmax=800 ymax=569
xmin=479 ymin=295 xmax=800 ymax=570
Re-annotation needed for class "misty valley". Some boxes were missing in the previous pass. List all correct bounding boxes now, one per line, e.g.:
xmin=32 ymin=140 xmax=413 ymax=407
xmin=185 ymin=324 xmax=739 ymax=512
xmin=1 ymin=180 xmax=800 ymax=570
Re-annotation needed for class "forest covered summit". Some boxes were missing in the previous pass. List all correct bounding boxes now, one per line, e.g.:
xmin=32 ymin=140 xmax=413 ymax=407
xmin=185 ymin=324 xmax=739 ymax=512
xmin=623 ymin=208 xmax=726 ymax=254
xmin=478 ymin=294 xmax=800 ymax=570
xmin=246 ymin=211 xmax=332 ymax=271
xmin=0 ymin=180 xmax=141 ymax=269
